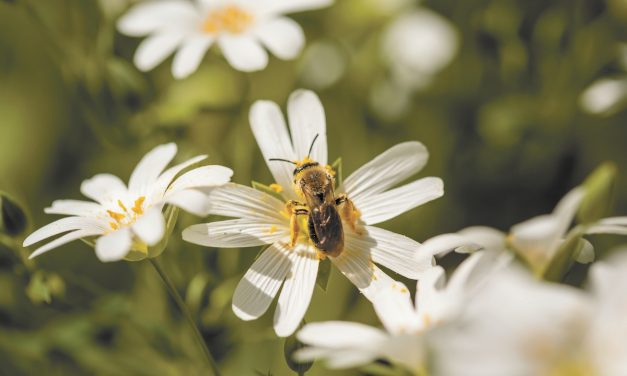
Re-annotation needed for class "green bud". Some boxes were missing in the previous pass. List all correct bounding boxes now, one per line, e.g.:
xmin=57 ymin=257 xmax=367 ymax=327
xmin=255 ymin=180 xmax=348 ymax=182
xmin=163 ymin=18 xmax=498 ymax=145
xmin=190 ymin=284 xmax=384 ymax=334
xmin=0 ymin=192 xmax=28 ymax=236
xmin=26 ymin=271 xmax=66 ymax=304
xmin=578 ymin=162 xmax=617 ymax=224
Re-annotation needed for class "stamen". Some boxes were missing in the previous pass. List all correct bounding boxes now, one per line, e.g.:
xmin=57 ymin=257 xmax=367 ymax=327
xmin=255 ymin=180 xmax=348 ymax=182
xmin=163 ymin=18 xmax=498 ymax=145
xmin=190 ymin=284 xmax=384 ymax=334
xmin=107 ymin=210 xmax=125 ymax=222
xmin=132 ymin=196 xmax=145 ymax=215
xmin=269 ymin=183 xmax=283 ymax=193
xmin=202 ymin=5 xmax=254 ymax=34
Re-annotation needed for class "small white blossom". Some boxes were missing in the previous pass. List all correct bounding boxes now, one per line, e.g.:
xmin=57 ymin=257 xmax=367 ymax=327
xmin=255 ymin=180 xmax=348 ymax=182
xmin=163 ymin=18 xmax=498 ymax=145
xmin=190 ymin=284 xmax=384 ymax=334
xmin=117 ymin=0 xmax=332 ymax=78
xmin=183 ymin=90 xmax=444 ymax=336
xmin=24 ymin=143 xmax=232 ymax=262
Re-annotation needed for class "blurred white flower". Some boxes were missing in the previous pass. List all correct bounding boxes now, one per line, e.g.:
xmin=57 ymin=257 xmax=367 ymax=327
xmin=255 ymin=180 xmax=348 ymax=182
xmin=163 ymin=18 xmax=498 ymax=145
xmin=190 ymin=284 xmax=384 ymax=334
xmin=433 ymin=251 xmax=627 ymax=376
xmin=24 ymin=143 xmax=233 ymax=262
xmin=382 ymin=9 xmax=458 ymax=90
xmin=183 ymin=89 xmax=443 ymax=337
xmin=296 ymin=251 xmax=511 ymax=372
xmin=579 ymin=77 xmax=627 ymax=116
xmin=117 ymin=0 xmax=332 ymax=78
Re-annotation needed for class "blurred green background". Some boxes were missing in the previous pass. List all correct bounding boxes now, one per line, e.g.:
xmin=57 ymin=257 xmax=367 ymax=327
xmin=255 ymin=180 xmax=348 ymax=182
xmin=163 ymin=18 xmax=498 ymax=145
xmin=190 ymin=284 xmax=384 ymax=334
xmin=1 ymin=0 xmax=627 ymax=374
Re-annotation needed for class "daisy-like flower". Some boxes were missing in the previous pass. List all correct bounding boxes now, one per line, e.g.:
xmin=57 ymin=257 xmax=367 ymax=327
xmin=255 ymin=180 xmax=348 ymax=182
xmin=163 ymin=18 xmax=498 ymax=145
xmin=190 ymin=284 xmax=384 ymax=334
xmin=421 ymin=186 xmax=627 ymax=277
xmin=23 ymin=143 xmax=233 ymax=262
xmin=117 ymin=0 xmax=333 ymax=79
xmin=183 ymin=89 xmax=444 ymax=336
xmin=295 ymin=251 xmax=511 ymax=373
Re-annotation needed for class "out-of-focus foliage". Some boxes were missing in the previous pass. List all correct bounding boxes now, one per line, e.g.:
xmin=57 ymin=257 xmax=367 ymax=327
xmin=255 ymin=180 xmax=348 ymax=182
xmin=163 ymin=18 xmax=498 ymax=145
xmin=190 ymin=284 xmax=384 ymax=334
xmin=1 ymin=0 xmax=626 ymax=374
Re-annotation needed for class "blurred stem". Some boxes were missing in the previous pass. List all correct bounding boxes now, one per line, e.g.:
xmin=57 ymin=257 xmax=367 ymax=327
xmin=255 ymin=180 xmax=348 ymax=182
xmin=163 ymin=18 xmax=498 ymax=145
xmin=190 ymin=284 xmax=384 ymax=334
xmin=149 ymin=258 xmax=221 ymax=376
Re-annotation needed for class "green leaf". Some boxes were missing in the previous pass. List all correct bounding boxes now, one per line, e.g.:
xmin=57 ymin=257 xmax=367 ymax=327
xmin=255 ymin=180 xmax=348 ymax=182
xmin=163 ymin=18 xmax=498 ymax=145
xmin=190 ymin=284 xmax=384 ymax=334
xmin=284 ymin=322 xmax=313 ymax=375
xmin=315 ymin=258 xmax=331 ymax=291
xmin=578 ymin=162 xmax=617 ymax=224
xmin=252 ymin=181 xmax=285 ymax=201
xmin=331 ymin=157 xmax=343 ymax=187
xmin=0 ymin=192 xmax=28 ymax=236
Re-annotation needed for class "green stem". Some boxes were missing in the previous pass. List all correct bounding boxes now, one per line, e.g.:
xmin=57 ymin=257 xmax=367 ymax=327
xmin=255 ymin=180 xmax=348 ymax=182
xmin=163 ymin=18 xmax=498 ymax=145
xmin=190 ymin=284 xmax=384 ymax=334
xmin=149 ymin=258 xmax=221 ymax=376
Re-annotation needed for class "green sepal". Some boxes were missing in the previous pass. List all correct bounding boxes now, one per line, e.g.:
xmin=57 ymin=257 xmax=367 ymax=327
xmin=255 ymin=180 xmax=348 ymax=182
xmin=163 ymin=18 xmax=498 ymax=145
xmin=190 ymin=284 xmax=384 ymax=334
xmin=331 ymin=157 xmax=343 ymax=188
xmin=124 ymin=205 xmax=180 ymax=262
xmin=578 ymin=162 xmax=617 ymax=225
xmin=26 ymin=270 xmax=66 ymax=305
xmin=251 ymin=181 xmax=285 ymax=202
xmin=284 ymin=321 xmax=313 ymax=375
xmin=541 ymin=227 xmax=583 ymax=281
xmin=315 ymin=257 xmax=331 ymax=291
xmin=0 ymin=192 xmax=28 ymax=236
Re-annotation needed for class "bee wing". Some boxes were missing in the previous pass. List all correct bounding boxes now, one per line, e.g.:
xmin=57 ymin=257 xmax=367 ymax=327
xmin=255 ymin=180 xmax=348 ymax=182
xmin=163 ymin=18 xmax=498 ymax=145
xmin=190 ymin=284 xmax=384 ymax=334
xmin=309 ymin=204 xmax=344 ymax=253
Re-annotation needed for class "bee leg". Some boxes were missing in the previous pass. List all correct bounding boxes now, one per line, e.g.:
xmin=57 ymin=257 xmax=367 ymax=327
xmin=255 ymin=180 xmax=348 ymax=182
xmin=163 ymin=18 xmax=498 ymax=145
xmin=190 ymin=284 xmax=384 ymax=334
xmin=335 ymin=194 xmax=361 ymax=233
xmin=286 ymin=200 xmax=308 ymax=248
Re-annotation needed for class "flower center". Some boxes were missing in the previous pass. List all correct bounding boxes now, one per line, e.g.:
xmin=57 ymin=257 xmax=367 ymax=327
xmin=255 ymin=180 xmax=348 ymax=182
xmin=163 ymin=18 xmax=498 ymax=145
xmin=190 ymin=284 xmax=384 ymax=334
xmin=107 ymin=196 xmax=146 ymax=230
xmin=202 ymin=6 xmax=254 ymax=34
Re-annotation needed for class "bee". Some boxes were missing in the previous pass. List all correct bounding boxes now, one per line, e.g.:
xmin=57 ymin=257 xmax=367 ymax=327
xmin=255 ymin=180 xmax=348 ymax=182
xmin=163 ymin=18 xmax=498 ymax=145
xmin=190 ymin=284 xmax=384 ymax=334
xmin=270 ymin=135 xmax=359 ymax=258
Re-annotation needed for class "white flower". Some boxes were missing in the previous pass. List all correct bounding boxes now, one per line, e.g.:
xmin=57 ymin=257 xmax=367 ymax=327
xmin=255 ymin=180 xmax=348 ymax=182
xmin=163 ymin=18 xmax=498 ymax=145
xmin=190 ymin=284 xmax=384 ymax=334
xmin=422 ymin=187 xmax=608 ymax=275
xmin=381 ymin=9 xmax=458 ymax=90
xmin=183 ymin=89 xmax=444 ymax=336
xmin=295 ymin=251 xmax=511 ymax=372
xmin=117 ymin=0 xmax=332 ymax=79
xmin=23 ymin=143 xmax=233 ymax=262
xmin=579 ymin=77 xmax=627 ymax=116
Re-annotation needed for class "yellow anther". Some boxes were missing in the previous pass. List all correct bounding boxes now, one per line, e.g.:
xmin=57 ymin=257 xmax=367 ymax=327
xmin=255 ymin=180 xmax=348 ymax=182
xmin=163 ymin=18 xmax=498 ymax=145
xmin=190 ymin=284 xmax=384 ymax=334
xmin=268 ymin=225 xmax=278 ymax=234
xmin=109 ymin=222 xmax=119 ymax=230
xmin=269 ymin=183 xmax=283 ymax=193
xmin=117 ymin=200 xmax=128 ymax=213
xmin=107 ymin=210 xmax=125 ymax=222
xmin=202 ymin=5 xmax=254 ymax=34
xmin=132 ymin=196 xmax=145 ymax=215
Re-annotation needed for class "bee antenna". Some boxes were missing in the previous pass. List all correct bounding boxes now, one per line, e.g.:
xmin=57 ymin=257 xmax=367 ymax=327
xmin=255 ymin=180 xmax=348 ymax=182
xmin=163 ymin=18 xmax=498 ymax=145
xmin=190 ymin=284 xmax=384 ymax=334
xmin=307 ymin=134 xmax=320 ymax=157
xmin=268 ymin=158 xmax=297 ymax=165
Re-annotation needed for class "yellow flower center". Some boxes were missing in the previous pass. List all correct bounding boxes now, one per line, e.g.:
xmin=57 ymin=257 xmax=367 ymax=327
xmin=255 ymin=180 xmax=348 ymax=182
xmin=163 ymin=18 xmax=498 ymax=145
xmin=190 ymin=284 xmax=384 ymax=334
xmin=202 ymin=5 xmax=254 ymax=34
xmin=107 ymin=197 xmax=146 ymax=230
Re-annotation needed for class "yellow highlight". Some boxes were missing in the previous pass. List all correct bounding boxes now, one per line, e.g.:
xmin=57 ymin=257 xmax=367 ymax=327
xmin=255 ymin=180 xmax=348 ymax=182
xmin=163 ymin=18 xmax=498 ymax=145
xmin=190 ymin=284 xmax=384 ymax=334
xmin=269 ymin=183 xmax=283 ymax=193
xmin=132 ymin=196 xmax=145 ymax=215
xmin=268 ymin=225 xmax=278 ymax=234
xmin=203 ymin=6 xmax=254 ymax=34
xmin=107 ymin=210 xmax=125 ymax=222
xmin=107 ymin=196 xmax=146 ymax=230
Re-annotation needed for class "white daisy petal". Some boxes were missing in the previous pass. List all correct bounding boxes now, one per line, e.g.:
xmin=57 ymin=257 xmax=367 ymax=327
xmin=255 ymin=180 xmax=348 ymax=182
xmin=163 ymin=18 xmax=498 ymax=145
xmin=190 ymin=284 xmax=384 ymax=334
xmin=346 ymin=226 xmax=433 ymax=279
xmin=553 ymin=187 xmax=585 ymax=237
xmin=574 ymin=239 xmax=595 ymax=264
xmin=421 ymin=226 xmax=507 ymax=257
xmin=24 ymin=217 xmax=106 ymax=247
xmin=296 ymin=347 xmax=380 ymax=370
xmin=297 ymin=321 xmax=386 ymax=349
xmin=287 ymin=89 xmax=327 ymax=164
xmin=133 ymin=32 xmax=186 ymax=72
xmin=249 ymin=101 xmax=297 ymax=194
xmin=80 ymin=174 xmax=127 ymax=204
xmin=95 ymin=227 xmax=133 ymax=262
xmin=356 ymin=177 xmax=443 ymax=225
xmin=183 ymin=219 xmax=288 ymax=248
xmin=29 ymin=229 xmax=103 ymax=259
xmin=205 ymin=183 xmax=286 ymax=222
xmin=262 ymin=0 xmax=333 ymax=16
xmin=44 ymin=200 xmax=102 ymax=217
xmin=415 ymin=266 xmax=446 ymax=308
xmin=597 ymin=217 xmax=627 ymax=226
xmin=128 ymin=143 xmax=178 ymax=196
xmin=372 ymin=281 xmax=417 ymax=335
xmin=232 ymin=242 xmax=292 ymax=320
xmin=131 ymin=207 xmax=165 ymax=246
xmin=457 ymin=226 xmax=508 ymax=252
xmin=586 ymin=224 xmax=627 ymax=236
xmin=342 ymin=141 xmax=429 ymax=201
xmin=167 ymin=165 xmax=233 ymax=194
xmin=117 ymin=0 xmax=199 ymax=37
xmin=274 ymin=243 xmax=319 ymax=337
xmin=219 ymin=35 xmax=268 ymax=72
xmin=165 ymin=190 xmax=211 ymax=216
xmin=172 ymin=35 xmax=215 ymax=79
xmin=255 ymin=17 xmax=305 ymax=60
xmin=151 ymin=155 xmax=208 ymax=199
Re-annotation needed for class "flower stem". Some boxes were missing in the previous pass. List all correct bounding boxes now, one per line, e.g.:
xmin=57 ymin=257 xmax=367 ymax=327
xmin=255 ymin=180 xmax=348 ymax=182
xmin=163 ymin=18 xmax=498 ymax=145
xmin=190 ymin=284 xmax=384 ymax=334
xmin=149 ymin=258 xmax=221 ymax=376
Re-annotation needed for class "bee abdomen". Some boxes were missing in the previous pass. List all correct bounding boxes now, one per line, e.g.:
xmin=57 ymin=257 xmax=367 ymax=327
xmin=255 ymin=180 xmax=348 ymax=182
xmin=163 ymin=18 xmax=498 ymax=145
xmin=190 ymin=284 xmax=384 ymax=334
xmin=308 ymin=205 xmax=344 ymax=257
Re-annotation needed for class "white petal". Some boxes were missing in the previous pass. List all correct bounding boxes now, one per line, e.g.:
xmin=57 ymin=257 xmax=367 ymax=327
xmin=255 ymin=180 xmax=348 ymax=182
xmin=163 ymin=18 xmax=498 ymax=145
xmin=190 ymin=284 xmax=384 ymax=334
xmin=80 ymin=174 xmax=127 ymax=204
xmin=457 ymin=226 xmax=508 ymax=252
xmin=131 ymin=207 xmax=165 ymax=246
xmin=287 ymin=89 xmax=327 ymax=164
xmin=355 ymin=177 xmax=443 ymax=225
xmin=183 ymin=219 xmax=288 ymax=248
xmin=134 ymin=32 xmax=186 ymax=72
xmin=297 ymin=321 xmax=386 ymax=349
xmin=165 ymin=190 xmax=210 ymax=216
xmin=219 ymin=35 xmax=268 ymax=72
xmin=166 ymin=165 xmax=233 ymax=194
xmin=151 ymin=155 xmax=207 ymax=200
xmin=509 ymin=214 xmax=562 ymax=265
xmin=346 ymin=226 xmax=433 ymax=279
xmin=415 ymin=266 xmax=445 ymax=310
xmin=255 ymin=17 xmax=305 ymax=60
xmin=95 ymin=227 xmax=132 ymax=262
xmin=574 ymin=239 xmax=595 ymax=264
xmin=24 ymin=217 xmax=106 ymax=247
xmin=172 ymin=35 xmax=215 ymax=79
xmin=249 ymin=103 xmax=297 ymax=196
xmin=552 ymin=187 xmax=584 ymax=235
xmin=296 ymin=347 xmax=380 ymax=369
xmin=372 ymin=281 xmax=418 ymax=335
xmin=128 ymin=143 xmax=178 ymax=196
xmin=204 ymin=183 xmax=286 ymax=222
xmin=274 ymin=243 xmax=319 ymax=337
xmin=44 ymin=200 xmax=102 ymax=216
xmin=342 ymin=142 xmax=429 ymax=202
xmin=117 ymin=0 xmax=199 ymax=37
xmin=445 ymin=250 xmax=511 ymax=297
xmin=586 ymin=224 xmax=627 ymax=236
xmin=597 ymin=216 xmax=627 ymax=226
xmin=261 ymin=0 xmax=333 ymax=15
xmin=232 ymin=242 xmax=292 ymax=320
xmin=421 ymin=227 xmax=507 ymax=257
xmin=29 ymin=229 xmax=103 ymax=259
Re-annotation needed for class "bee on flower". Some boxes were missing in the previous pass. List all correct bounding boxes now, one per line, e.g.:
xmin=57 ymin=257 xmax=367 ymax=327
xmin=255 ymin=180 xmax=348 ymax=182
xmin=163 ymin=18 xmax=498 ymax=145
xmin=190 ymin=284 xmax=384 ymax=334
xmin=23 ymin=143 xmax=233 ymax=262
xmin=183 ymin=89 xmax=444 ymax=336
xmin=117 ymin=0 xmax=333 ymax=79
